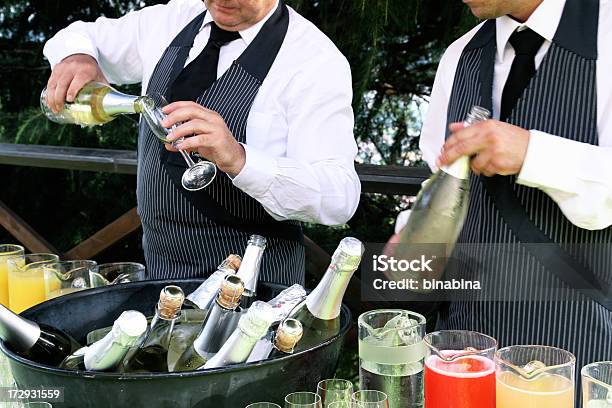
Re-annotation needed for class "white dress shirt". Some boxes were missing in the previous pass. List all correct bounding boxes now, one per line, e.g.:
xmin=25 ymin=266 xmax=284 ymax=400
xmin=421 ymin=0 xmax=612 ymax=230
xmin=43 ymin=0 xmax=361 ymax=226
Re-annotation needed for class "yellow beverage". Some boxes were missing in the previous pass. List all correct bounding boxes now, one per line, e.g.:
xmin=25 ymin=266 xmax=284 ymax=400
xmin=496 ymin=371 xmax=574 ymax=408
xmin=8 ymin=265 xmax=47 ymax=313
xmin=0 ymin=245 xmax=24 ymax=307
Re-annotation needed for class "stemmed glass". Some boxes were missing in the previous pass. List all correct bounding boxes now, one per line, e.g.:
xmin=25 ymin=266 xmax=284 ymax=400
xmin=317 ymin=379 xmax=354 ymax=407
xmin=140 ymin=93 xmax=217 ymax=191
xmin=245 ymin=404 xmax=282 ymax=408
xmin=351 ymin=390 xmax=389 ymax=408
xmin=284 ymin=392 xmax=322 ymax=408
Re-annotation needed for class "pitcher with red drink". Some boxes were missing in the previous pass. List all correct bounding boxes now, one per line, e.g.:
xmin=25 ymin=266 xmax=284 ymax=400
xmin=424 ymin=330 xmax=497 ymax=408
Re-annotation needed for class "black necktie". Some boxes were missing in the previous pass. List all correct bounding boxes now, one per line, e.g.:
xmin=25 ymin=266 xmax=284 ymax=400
xmin=500 ymin=28 xmax=545 ymax=121
xmin=169 ymin=22 xmax=241 ymax=102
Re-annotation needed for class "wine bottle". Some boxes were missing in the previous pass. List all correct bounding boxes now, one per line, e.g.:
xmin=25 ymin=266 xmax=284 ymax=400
xmin=120 ymin=285 xmax=184 ymax=373
xmin=40 ymin=82 xmax=152 ymax=126
xmin=389 ymin=105 xmax=491 ymax=286
xmin=289 ymin=237 xmax=364 ymax=352
xmin=173 ymin=275 xmax=244 ymax=372
xmin=0 ymin=304 xmax=80 ymax=366
xmin=203 ymin=301 xmax=275 ymax=369
xmin=247 ymin=318 xmax=303 ymax=362
xmin=236 ymin=235 xmax=267 ymax=308
xmin=59 ymin=310 xmax=147 ymax=371
xmin=184 ymin=254 xmax=242 ymax=310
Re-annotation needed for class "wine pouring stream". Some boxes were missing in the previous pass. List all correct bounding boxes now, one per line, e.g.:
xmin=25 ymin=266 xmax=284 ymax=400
xmin=40 ymin=82 xmax=217 ymax=191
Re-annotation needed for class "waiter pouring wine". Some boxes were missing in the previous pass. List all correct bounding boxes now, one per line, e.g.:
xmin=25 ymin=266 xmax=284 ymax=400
xmin=419 ymin=0 xmax=612 ymax=382
xmin=42 ymin=0 xmax=361 ymax=285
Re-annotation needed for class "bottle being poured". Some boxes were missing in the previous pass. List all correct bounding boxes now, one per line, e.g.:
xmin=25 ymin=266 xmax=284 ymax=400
xmin=40 ymin=82 xmax=153 ymax=127
xmin=386 ymin=106 xmax=491 ymax=288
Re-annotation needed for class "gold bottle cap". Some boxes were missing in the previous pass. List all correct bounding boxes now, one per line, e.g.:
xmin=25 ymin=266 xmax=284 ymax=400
xmin=158 ymin=285 xmax=185 ymax=319
xmin=274 ymin=318 xmax=303 ymax=354
xmin=219 ymin=254 xmax=242 ymax=273
xmin=217 ymin=275 xmax=245 ymax=309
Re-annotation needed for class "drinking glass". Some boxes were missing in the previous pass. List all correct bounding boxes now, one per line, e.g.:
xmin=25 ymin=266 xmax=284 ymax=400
xmin=351 ymin=390 xmax=389 ymax=408
xmin=317 ymin=379 xmax=354 ymax=407
xmin=0 ymin=245 xmax=24 ymax=307
xmin=582 ymin=361 xmax=612 ymax=408
xmin=42 ymin=260 xmax=97 ymax=300
xmin=245 ymin=404 xmax=282 ymax=408
xmin=140 ymin=93 xmax=217 ymax=191
xmin=328 ymin=403 xmax=356 ymax=408
xmin=358 ymin=309 xmax=426 ymax=408
xmin=89 ymin=262 xmax=146 ymax=287
xmin=284 ymin=392 xmax=322 ymax=408
xmin=17 ymin=403 xmax=53 ymax=408
xmin=7 ymin=253 xmax=60 ymax=313
xmin=496 ymin=345 xmax=575 ymax=408
xmin=424 ymin=330 xmax=497 ymax=408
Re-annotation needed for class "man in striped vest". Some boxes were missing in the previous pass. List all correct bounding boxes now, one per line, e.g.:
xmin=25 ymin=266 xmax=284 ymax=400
xmin=420 ymin=0 xmax=612 ymax=386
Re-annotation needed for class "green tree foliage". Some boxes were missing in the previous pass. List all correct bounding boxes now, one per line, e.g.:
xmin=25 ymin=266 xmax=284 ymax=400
xmin=0 ymin=0 xmax=476 ymax=256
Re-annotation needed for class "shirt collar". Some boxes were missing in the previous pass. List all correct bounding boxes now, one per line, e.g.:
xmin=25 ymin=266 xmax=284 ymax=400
xmin=496 ymin=0 xmax=566 ymax=61
xmin=201 ymin=0 xmax=280 ymax=47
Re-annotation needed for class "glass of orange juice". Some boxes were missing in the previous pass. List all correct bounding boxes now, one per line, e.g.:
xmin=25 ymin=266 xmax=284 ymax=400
xmin=7 ymin=253 xmax=59 ymax=313
xmin=496 ymin=345 xmax=575 ymax=408
xmin=43 ymin=260 xmax=97 ymax=300
xmin=0 ymin=245 xmax=24 ymax=307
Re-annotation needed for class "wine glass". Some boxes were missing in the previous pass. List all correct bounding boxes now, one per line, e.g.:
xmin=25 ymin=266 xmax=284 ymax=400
xmin=90 ymin=262 xmax=146 ymax=287
xmin=284 ymin=392 xmax=322 ymax=408
xmin=245 ymin=404 xmax=282 ymax=408
xmin=351 ymin=390 xmax=389 ymax=408
xmin=140 ymin=93 xmax=217 ymax=191
xmin=317 ymin=379 xmax=353 ymax=407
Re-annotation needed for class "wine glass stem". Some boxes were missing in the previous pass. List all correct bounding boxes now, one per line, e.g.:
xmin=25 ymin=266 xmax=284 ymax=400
xmin=177 ymin=147 xmax=196 ymax=168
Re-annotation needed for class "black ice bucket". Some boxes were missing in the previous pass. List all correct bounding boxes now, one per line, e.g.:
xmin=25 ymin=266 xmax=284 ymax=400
xmin=0 ymin=279 xmax=351 ymax=408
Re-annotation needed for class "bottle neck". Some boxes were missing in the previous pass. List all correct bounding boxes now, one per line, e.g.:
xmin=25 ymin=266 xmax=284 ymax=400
xmin=305 ymin=264 xmax=355 ymax=320
xmin=440 ymin=155 xmax=470 ymax=180
xmin=236 ymin=244 xmax=265 ymax=295
xmin=101 ymin=92 xmax=143 ymax=116
xmin=0 ymin=304 xmax=41 ymax=352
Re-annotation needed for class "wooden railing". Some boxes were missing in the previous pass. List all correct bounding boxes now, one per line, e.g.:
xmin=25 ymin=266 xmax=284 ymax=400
xmin=0 ymin=143 xmax=431 ymax=314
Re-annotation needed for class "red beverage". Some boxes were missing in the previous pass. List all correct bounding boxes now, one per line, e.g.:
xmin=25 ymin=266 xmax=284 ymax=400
xmin=425 ymin=352 xmax=495 ymax=408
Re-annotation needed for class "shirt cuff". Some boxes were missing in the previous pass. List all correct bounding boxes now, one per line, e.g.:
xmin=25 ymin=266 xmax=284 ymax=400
xmin=44 ymin=34 xmax=99 ymax=69
xmin=231 ymin=143 xmax=278 ymax=197
xmin=516 ymin=130 xmax=584 ymax=193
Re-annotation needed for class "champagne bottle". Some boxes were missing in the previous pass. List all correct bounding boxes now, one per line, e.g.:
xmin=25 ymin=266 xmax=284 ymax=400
xmin=289 ymin=237 xmax=364 ymax=352
xmin=40 ymin=82 xmax=152 ymax=126
xmin=203 ymin=301 xmax=275 ymax=369
xmin=267 ymin=284 xmax=307 ymax=324
xmin=247 ymin=318 xmax=303 ymax=362
xmin=389 ymin=105 xmax=491 ymax=285
xmin=120 ymin=285 xmax=184 ymax=373
xmin=59 ymin=310 xmax=147 ymax=371
xmin=184 ymin=254 xmax=242 ymax=310
xmin=236 ymin=235 xmax=267 ymax=308
xmin=0 ymin=304 xmax=80 ymax=366
xmin=173 ymin=275 xmax=244 ymax=372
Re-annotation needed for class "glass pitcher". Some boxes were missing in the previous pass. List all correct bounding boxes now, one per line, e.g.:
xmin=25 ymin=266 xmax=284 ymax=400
xmin=424 ymin=330 xmax=497 ymax=408
xmin=496 ymin=345 xmax=575 ymax=408
xmin=582 ymin=361 xmax=612 ymax=408
xmin=358 ymin=309 xmax=426 ymax=408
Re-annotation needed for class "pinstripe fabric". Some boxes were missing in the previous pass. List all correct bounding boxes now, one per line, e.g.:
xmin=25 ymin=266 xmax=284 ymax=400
xmin=136 ymin=11 xmax=305 ymax=287
xmin=439 ymin=20 xmax=612 ymax=394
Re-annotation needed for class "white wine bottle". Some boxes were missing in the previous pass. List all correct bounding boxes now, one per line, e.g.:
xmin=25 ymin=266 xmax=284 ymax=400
xmin=0 ymin=303 xmax=81 ymax=366
xmin=289 ymin=237 xmax=364 ymax=353
xmin=267 ymin=284 xmax=307 ymax=324
xmin=40 ymin=82 xmax=153 ymax=126
xmin=184 ymin=254 xmax=242 ymax=310
xmin=389 ymin=106 xmax=491 ymax=286
xmin=247 ymin=318 xmax=303 ymax=362
xmin=236 ymin=235 xmax=267 ymax=308
xmin=203 ymin=301 xmax=275 ymax=369
xmin=59 ymin=310 xmax=147 ymax=371
xmin=173 ymin=275 xmax=244 ymax=372
xmin=120 ymin=286 xmax=185 ymax=373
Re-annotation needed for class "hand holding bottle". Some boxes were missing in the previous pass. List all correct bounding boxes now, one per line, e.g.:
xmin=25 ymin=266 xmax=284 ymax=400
xmin=45 ymin=53 xmax=108 ymax=113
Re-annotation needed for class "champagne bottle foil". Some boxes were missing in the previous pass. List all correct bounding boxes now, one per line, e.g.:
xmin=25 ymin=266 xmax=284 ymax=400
xmin=219 ymin=254 xmax=242 ymax=272
xmin=237 ymin=235 xmax=267 ymax=295
xmin=158 ymin=285 xmax=185 ymax=319
xmin=274 ymin=319 xmax=303 ymax=353
xmin=238 ymin=301 xmax=275 ymax=339
xmin=331 ymin=237 xmax=365 ymax=272
xmin=217 ymin=275 xmax=245 ymax=309
xmin=267 ymin=284 xmax=307 ymax=323
xmin=0 ymin=304 xmax=41 ymax=352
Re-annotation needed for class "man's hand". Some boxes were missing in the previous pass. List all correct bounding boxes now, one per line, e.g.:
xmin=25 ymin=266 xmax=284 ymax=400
xmin=162 ymin=101 xmax=246 ymax=177
xmin=437 ymin=120 xmax=530 ymax=177
xmin=46 ymin=54 xmax=108 ymax=113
